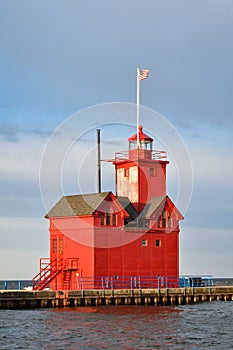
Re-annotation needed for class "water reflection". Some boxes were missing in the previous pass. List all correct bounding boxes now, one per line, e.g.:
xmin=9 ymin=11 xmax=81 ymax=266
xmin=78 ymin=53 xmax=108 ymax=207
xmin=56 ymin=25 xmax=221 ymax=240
xmin=51 ymin=305 xmax=183 ymax=315
xmin=46 ymin=306 xmax=185 ymax=349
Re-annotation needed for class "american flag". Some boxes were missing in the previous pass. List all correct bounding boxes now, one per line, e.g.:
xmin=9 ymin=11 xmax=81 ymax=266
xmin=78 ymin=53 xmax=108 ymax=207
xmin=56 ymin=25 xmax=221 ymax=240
xmin=139 ymin=69 xmax=149 ymax=80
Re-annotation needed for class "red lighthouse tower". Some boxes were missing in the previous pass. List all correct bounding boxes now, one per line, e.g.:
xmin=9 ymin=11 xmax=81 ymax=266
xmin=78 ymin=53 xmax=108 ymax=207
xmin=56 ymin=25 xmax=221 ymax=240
xmin=114 ymin=125 xmax=168 ymax=212
xmin=32 ymin=125 xmax=183 ymax=291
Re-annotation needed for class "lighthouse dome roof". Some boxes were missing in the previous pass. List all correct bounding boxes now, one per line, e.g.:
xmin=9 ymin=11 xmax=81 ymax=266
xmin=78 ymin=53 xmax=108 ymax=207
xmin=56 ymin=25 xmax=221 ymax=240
xmin=128 ymin=125 xmax=153 ymax=142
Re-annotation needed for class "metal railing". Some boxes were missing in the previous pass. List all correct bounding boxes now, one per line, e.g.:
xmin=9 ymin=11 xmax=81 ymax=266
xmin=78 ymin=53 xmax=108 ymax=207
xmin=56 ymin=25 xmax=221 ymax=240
xmin=78 ymin=275 xmax=179 ymax=291
xmin=179 ymin=275 xmax=214 ymax=288
xmin=114 ymin=149 xmax=167 ymax=161
xmin=0 ymin=280 xmax=25 ymax=290
xmin=1 ymin=275 xmax=215 ymax=291
xmin=32 ymin=258 xmax=79 ymax=290
xmin=32 ymin=258 xmax=63 ymax=290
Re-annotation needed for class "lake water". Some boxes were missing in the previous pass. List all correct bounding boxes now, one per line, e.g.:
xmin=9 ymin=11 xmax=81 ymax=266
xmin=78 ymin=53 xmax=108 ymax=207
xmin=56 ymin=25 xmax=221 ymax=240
xmin=0 ymin=301 xmax=232 ymax=349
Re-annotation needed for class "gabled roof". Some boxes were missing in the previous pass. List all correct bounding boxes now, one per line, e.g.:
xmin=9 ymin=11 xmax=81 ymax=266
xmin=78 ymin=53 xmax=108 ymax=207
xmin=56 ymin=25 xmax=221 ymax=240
xmin=45 ymin=192 xmax=132 ymax=219
xmin=45 ymin=191 xmax=183 ymax=221
xmin=140 ymin=195 xmax=183 ymax=220
xmin=117 ymin=196 xmax=138 ymax=221
xmin=45 ymin=192 xmax=112 ymax=218
xmin=140 ymin=196 xmax=166 ymax=218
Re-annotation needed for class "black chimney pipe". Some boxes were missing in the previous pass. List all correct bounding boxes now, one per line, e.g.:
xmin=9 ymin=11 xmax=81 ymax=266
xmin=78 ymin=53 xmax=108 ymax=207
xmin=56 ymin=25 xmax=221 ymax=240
xmin=97 ymin=129 xmax=101 ymax=193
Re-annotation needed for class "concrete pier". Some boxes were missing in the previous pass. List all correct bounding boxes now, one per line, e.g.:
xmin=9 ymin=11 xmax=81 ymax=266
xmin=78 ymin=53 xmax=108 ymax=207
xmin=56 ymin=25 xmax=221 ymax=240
xmin=0 ymin=286 xmax=233 ymax=309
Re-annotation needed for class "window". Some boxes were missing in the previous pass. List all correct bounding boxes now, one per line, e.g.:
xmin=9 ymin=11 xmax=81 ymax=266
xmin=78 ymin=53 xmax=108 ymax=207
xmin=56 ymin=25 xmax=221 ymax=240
xmin=129 ymin=141 xmax=135 ymax=150
xmin=162 ymin=210 xmax=166 ymax=228
xmin=52 ymin=238 xmax=63 ymax=253
xmin=155 ymin=239 xmax=161 ymax=247
xmin=105 ymin=208 xmax=111 ymax=226
xmin=112 ymin=214 xmax=117 ymax=226
xmin=100 ymin=210 xmax=118 ymax=226
xmin=142 ymin=239 xmax=147 ymax=247
xmin=106 ymin=213 xmax=111 ymax=225
xmin=140 ymin=141 xmax=151 ymax=150
xmin=157 ymin=217 xmax=161 ymax=228
xmin=58 ymin=238 xmax=63 ymax=253
xmin=52 ymin=238 xmax=57 ymax=253
xmin=100 ymin=213 xmax=105 ymax=225
xmin=150 ymin=167 xmax=155 ymax=176
xmin=124 ymin=168 xmax=129 ymax=177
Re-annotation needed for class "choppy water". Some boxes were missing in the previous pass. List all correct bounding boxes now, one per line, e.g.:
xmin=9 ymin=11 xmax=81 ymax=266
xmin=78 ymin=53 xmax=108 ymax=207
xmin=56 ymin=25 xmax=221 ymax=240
xmin=0 ymin=301 xmax=232 ymax=349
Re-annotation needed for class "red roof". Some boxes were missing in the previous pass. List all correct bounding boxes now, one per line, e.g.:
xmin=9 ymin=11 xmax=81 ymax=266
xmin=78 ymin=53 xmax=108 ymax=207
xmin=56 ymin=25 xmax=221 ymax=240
xmin=128 ymin=125 xmax=153 ymax=142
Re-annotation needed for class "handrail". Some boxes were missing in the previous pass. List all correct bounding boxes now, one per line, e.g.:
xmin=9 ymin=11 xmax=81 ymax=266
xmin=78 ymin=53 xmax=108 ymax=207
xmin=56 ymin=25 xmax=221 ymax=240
xmin=179 ymin=275 xmax=214 ymax=287
xmin=78 ymin=275 xmax=180 ymax=290
xmin=32 ymin=258 xmax=79 ymax=290
xmin=114 ymin=149 xmax=167 ymax=161
xmin=32 ymin=258 xmax=62 ymax=290
xmin=77 ymin=275 xmax=215 ymax=290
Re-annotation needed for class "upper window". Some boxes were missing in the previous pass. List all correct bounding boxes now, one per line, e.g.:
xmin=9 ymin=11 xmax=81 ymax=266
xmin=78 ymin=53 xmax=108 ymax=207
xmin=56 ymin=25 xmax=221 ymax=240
xmin=162 ymin=210 xmax=166 ymax=228
xmin=142 ymin=239 xmax=148 ymax=247
xmin=150 ymin=167 xmax=155 ymax=177
xmin=157 ymin=217 xmax=161 ymax=228
xmin=112 ymin=214 xmax=117 ymax=226
xmin=100 ymin=210 xmax=118 ymax=226
xmin=100 ymin=213 xmax=105 ymax=225
xmin=124 ymin=168 xmax=129 ymax=177
xmin=106 ymin=213 xmax=111 ymax=226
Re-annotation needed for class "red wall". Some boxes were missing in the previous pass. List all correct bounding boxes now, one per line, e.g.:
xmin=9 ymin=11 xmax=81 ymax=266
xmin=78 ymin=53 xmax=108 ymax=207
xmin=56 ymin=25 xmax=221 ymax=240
xmin=47 ymin=211 xmax=180 ymax=289
xmin=138 ymin=160 xmax=167 ymax=204
xmin=94 ymin=230 xmax=179 ymax=278
xmin=115 ymin=159 xmax=168 ymax=212
xmin=49 ymin=217 xmax=95 ymax=289
xmin=49 ymin=218 xmax=179 ymax=288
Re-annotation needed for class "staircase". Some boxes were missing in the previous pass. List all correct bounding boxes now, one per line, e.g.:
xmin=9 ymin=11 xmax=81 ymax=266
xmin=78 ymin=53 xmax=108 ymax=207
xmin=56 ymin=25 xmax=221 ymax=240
xmin=63 ymin=271 xmax=72 ymax=290
xmin=32 ymin=258 xmax=79 ymax=290
xmin=32 ymin=258 xmax=62 ymax=290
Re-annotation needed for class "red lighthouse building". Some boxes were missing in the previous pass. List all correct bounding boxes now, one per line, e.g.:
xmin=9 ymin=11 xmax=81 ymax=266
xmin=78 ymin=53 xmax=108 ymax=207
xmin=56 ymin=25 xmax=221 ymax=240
xmin=33 ymin=126 xmax=183 ymax=290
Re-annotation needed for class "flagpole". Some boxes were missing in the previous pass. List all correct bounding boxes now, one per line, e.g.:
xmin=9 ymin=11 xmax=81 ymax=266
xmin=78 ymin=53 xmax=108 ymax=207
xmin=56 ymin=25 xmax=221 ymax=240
xmin=136 ymin=67 xmax=140 ymax=148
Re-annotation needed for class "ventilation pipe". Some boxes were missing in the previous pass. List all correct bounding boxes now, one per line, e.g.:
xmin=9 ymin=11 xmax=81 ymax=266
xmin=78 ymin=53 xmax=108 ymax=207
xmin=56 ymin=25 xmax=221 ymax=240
xmin=97 ymin=129 xmax=101 ymax=193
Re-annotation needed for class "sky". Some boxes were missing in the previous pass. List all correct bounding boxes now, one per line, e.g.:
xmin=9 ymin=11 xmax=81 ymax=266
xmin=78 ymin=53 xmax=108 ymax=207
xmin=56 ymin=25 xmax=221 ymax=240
xmin=0 ymin=0 xmax=233 ymax=279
